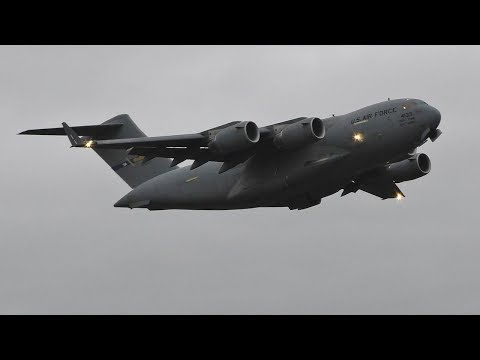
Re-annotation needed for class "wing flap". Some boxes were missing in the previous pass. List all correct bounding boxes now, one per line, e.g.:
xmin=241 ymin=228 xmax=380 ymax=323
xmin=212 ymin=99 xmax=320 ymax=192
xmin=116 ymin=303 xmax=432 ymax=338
xmin=86 ymin=134 xmax=207 ymax=149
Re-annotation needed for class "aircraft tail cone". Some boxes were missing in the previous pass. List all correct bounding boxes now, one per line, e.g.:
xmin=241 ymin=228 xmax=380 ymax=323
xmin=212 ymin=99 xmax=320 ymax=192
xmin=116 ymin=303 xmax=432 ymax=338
xmin=114 ymin=199 xmax=151 ymax=208
xmin=114 ymin=193 xmax=150 ymax=209
xmin=114 ymin=197 xmax=130 ymax=208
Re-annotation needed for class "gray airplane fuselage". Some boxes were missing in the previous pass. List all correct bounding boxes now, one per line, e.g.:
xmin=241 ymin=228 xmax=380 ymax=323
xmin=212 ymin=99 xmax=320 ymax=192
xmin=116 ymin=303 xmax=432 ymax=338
xmin=115 ymin=98 xmax=441 ymax=210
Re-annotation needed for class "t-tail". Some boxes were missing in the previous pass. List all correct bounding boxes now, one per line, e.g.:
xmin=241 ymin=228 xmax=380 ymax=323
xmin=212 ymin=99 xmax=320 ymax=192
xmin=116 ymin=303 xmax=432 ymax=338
xmin=19 ymin=114 xmax=175 ymax=188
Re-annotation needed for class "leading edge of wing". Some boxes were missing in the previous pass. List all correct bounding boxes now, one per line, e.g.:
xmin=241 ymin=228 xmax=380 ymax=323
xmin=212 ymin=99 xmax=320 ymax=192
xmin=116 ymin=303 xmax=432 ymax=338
xmin=18 ymin=123 xmax=123 ymax=136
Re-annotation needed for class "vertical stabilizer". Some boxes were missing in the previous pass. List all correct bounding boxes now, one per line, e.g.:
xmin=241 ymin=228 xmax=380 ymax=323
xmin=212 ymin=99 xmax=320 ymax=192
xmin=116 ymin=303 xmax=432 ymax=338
xmin=91 ymin=114 xmax=176 ymax=188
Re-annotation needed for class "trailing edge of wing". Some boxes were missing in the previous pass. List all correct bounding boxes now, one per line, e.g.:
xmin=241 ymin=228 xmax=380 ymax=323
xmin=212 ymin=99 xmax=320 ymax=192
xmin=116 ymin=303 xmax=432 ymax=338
xmin=87 ymin=134 xmax=206 ymax=149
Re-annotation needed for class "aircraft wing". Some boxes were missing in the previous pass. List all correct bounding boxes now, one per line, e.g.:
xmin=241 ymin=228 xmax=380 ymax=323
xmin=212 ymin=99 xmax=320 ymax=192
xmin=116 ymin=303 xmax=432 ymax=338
xmin=21 ymin=117 xmax=316 ymax=172
xmin=18 ymin=123 xmax=123 ymax=137
xmin=86 ymin=133 xmax=207 ymax=149
xmin=342 ymin=176 xmax=405 ymax=200
xmin=33 ymin=120 xmax=277 ymax=172
xmin=358 ymin=179 xmax=405 ymax=200
xmin=341 ymin=163 xmax=406 ymax=200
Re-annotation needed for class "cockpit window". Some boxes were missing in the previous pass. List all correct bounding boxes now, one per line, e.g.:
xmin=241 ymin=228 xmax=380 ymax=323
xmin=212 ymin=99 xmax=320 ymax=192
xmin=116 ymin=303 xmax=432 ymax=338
xmin=402 ymin=100 xmax=417 ymax=110
xmin=402 ymin=99 xmax=428 ymax=110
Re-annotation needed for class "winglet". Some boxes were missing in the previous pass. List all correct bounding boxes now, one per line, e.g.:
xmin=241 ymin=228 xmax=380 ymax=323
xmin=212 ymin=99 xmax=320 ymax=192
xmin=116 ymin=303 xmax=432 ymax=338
xmin=62 ymin=122 xmax=83 ymax=147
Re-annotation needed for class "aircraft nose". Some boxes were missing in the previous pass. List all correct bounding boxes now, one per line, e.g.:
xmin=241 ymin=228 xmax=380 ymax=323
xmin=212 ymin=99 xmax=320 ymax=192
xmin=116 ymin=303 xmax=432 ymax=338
xmin=429 ymin=106 xmax=441 ymax=129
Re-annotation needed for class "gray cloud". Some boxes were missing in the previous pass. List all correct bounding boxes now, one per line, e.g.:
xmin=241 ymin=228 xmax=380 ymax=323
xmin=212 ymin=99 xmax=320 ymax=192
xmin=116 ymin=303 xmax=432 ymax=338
xmin=1 ymin=45 xmax=479 ymax=314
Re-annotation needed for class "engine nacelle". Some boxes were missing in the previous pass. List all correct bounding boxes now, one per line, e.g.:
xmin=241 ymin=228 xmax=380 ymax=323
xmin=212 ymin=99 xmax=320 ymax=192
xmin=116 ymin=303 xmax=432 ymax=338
xmin=273 ymin=117 xmax=325 ymax=150
xmin=208 ymin=121 xmax=260 ymax=156
xmin=386 ymin=153 xmax=431 ymax=183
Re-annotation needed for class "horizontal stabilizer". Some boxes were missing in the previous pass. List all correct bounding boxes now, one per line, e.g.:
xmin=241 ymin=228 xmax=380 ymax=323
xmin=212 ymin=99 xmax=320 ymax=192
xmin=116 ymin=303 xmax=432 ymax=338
xmin=18 ymin=123 xmax=123 ymax=136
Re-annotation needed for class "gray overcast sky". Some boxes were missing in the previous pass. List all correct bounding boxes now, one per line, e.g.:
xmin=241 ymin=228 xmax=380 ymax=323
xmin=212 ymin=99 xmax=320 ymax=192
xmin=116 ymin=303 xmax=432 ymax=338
xmin=1 ymin=45 xmax=479 ymax=314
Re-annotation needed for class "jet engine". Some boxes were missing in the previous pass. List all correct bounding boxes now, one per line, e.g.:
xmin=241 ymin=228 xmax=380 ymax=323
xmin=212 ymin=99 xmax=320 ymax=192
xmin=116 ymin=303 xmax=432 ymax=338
xmin=208 ymin=121 xmax=260 ymax=156
xmin=273 ymin=117 xmax=325 ymax=150
xmin=386 ymin=153 xmax=431 ymax=183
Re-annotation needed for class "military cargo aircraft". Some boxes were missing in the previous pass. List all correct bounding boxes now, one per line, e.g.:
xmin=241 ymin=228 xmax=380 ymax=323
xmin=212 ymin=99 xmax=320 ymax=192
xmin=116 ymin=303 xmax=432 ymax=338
xmin=19 ymin=98 xmax=441 ymax=210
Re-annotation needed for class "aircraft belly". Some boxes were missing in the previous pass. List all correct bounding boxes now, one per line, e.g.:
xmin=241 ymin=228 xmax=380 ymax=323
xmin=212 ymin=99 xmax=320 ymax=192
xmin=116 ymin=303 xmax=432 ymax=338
xmin=227 ymin=145 xmax=351 ymax=205
xmin=156 ymin=164 xmax=244 ymax=209
xmin=117 ymin=162 xmax=246 ymax=210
